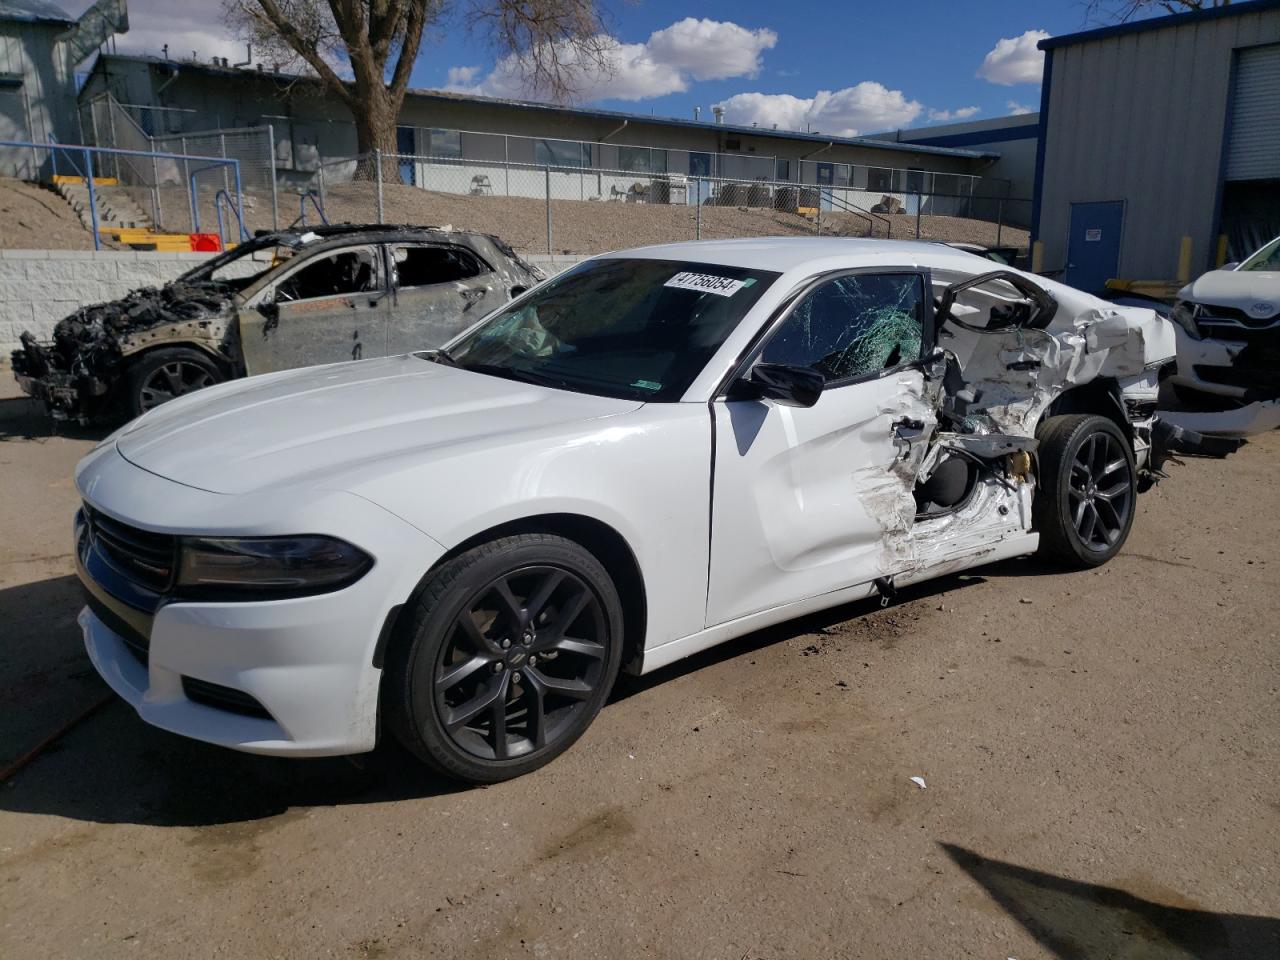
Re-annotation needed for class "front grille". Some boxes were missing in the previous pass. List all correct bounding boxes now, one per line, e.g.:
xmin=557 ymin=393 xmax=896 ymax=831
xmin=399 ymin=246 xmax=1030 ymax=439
xmin=84 ymin=505 xmax=176 ymax=593
xmin=1199 ymin=303 xmax=1280 ymax=334
xmin=182 ymin=677 xmax=273 ymax=719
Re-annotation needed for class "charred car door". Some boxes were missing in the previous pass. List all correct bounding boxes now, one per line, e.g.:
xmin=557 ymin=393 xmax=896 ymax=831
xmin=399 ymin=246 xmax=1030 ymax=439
xmin=238 ymin=244 xmax=389 ymax=374
xmin=706 ymin=270 xmax=938 ymax=626
xmin=384 ymin=242 xmax=500 ymax=355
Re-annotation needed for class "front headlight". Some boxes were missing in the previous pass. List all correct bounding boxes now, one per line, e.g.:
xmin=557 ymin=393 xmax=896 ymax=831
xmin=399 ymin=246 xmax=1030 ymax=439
xmin=1170 ymin=300 xmax=1201 ymax=339
xmin=175 ymin=536 xmax=373 ymax=600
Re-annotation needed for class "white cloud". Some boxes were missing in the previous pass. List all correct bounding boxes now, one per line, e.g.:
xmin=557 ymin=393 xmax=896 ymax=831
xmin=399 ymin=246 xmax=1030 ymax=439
xmin=447 ymin=17 xmax=776 ymax=102
xmin=446 ymin=66 xmax=482 ymax=88
xmin=977 ymin=29 xmax=1049 ymax=86
xmin=928 ymin=106 xmax=981 ymax=123
xmin=645 ymin=17 xmax=776 ymax=81
xmin=1006 ymin=99 xmax=1034 ymax=116
xmin=714 ymin=83 xmax=923 ymax=138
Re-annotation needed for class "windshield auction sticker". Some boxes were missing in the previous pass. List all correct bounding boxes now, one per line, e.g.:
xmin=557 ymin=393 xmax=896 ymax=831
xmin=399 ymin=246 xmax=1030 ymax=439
xmin=664 ymin=272 xmax=746 ymax=297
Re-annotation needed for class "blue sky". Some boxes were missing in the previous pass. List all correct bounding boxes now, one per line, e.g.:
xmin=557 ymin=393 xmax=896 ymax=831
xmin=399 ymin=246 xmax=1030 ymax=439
xmin=68 ymin=0 xmax=1147 ymax=135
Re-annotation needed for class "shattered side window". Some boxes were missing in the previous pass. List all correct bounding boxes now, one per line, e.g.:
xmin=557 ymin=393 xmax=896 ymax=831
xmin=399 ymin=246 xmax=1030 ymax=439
xmin=391 ymin=244 xmax=488 ymax=289
xmin=761 ymin=273 xmax=925 ymax=383
xmin=274 ymin=248 xmax=379 ymax=302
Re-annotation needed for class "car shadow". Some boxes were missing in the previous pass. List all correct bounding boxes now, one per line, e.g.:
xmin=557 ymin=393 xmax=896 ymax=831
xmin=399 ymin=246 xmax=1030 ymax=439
xmin=942 ymin=842 xmax=1280 ymax=958
xmin=0 ymin=396 xmax=112 ymax=442
xmin=1 ymin=570 xmax=991 ymax=827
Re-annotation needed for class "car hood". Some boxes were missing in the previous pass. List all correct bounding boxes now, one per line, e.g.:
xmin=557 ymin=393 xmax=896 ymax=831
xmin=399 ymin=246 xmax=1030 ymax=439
xmin=115 ymin=355 xmax=643 ymax=495
xmin=1180 ymin=269 xmax=1280 ymax=318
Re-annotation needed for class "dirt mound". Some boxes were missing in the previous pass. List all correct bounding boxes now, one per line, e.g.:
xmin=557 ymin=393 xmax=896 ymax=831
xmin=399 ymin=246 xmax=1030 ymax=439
xmin=0 ymin=179 xmax=95 ymax=250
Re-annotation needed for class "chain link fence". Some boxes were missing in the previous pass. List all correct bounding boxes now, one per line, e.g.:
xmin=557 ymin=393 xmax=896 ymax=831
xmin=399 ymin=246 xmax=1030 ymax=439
xmin=295 ymin=151 xmax=1031 ymax=259
xmin=81 ymin=97 xmax=1030 ymax=259
xmin=83 ymin=94 xmax=274 ymax=235
xmin=0 ymin=139 xmax=246 ymax=250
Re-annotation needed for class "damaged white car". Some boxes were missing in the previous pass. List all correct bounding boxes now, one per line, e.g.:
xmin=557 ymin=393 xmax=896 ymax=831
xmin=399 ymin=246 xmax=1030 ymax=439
xmin=74 ymin=239 xmax=1183 ymax=783
xmin=1164 ymin=234 xmax=1280 ymax=437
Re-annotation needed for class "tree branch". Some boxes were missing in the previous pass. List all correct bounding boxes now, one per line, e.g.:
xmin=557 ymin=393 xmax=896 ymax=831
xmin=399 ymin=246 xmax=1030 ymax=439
xmin=247 ymin=0 xmax=354 ymax=105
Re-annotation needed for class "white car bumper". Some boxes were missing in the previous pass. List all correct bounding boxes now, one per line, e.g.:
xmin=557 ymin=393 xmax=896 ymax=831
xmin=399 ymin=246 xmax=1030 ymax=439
xmin=1169 ymin=324 xmax=1251 ymax=399
xmin=76 ymin=446 xmax=444 ymax=757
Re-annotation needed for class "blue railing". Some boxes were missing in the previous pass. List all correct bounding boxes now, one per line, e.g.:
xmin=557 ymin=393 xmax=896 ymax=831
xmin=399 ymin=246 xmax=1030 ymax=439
xmin=213 ymin=189 xmax=249 ymax=247
xmin=296 ymin=190 xmax=329 ymax=227
xmin=0 ymin=139 xmax=244 ymax=250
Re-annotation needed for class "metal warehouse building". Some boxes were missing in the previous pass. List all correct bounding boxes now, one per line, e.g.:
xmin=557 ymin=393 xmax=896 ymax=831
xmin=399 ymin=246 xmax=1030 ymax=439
xmin=1034 ymin=0 xmax=1280 ymax=292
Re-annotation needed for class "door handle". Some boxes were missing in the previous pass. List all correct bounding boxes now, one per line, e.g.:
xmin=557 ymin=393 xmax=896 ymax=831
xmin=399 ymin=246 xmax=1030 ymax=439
xmin=461 ymin=288 xmax=487 ymax=303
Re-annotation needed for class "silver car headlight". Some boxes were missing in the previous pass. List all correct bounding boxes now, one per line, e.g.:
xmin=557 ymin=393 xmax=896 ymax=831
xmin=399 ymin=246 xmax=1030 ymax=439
xmin=1170 ymin=300 xmax=1201 ymax=339
xmin=175 ymin=536 xmax=373 ymax=600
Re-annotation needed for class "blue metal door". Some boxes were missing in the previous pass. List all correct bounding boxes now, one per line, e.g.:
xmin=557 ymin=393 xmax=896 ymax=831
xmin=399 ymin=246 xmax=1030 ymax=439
xmin=1066 ymin=201 xmax=1124 ymax=293
xmin=396 ymin=126 xmax=416 ymax=186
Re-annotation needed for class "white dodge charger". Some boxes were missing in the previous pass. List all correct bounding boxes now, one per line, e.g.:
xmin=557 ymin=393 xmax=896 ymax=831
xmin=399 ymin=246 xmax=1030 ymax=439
xmin=74 ymin=239 xmax=1177 ymax=782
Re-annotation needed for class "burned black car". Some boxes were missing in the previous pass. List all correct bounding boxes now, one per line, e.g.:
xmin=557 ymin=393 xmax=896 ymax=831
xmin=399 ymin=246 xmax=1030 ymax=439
xmin=11 ymin=224 xmax=543 ymax=422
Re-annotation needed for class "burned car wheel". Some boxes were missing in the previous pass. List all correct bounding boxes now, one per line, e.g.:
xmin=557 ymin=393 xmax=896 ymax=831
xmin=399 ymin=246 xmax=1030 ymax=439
xmin=126 ymin=348 xmax=226 ymax=418
xmin=385 ymin=534 xmax=624 ymax=784
xmin=1034 ymin=414 xmax=1137 ymax=568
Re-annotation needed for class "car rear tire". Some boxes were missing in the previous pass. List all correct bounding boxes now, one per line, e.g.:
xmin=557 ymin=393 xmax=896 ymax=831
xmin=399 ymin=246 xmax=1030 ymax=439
xmin=1034 ymin=414 xmax=1137 ymax=568
xmin=125 ymin=347 xmax=225 ymax=419
xmin=384 ymin=533 xmax=625 ymax=783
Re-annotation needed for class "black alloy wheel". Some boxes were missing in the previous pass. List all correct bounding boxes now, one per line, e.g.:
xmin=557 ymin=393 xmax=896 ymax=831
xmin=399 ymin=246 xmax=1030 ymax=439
xmin=1034 ymin=414 xmax=1138 ymax=568
xmin=434 ymin=565 xmax=608 ymax=761
xmin=385 ymin=533 xmax=624 ymax=783
xmin=1066 ymin=430 xmax=1134 ymax=553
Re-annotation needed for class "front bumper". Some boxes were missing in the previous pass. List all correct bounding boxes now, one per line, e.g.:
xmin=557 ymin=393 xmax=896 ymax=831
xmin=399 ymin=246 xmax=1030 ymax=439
xmin=75 ymin=445 xmax=444 ymax=756
xmin=1170 ymin=323 xmax=1280 ymax=401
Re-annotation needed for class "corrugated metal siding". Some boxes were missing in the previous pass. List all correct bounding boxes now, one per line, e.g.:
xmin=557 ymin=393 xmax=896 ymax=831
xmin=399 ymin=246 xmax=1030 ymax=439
xmin=1226 ymin=43 xmax=1280 ymax=181
xmin=1038 ymin=8 xmax=1280 ymax=279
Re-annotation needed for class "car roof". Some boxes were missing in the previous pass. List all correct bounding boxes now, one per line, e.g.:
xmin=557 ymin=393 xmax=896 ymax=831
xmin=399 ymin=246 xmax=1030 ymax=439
xmin=597 ymin=237 xmax=992 ymax=274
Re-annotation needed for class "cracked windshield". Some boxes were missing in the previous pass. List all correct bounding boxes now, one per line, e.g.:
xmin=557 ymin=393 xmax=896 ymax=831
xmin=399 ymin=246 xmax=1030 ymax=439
xmin=440 ymin=258 xmax=778 ymax=401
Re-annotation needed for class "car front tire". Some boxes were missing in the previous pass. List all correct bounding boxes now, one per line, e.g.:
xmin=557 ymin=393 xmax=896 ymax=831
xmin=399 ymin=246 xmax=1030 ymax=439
xmin=1034 ymin=414 xmax=1137 ymax=568
xmin=384 ymin=533 xmax=625 ymax=783
xmin=125 ymin=347 xmax=226 ymax=419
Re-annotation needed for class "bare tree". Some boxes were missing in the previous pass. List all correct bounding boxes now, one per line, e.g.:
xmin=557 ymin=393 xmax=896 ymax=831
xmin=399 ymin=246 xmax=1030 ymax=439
xmin=1083 ymin=0 xmax=1230 ymax=23
xmin=226 ymin=0 xmax=611 ymax=178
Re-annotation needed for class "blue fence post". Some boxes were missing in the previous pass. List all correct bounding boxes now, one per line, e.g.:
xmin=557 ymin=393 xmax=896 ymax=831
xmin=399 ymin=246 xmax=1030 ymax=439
xmin=231 ymin=160 xmax=248 ymax=241
xmin=215 ymin=196 xmax=226 ymax=249
xmin=84 ymin=148 xmax=100 ymax=251
xmin=51 ymin=143 xmax=59 ymax=179
xmin=189 ymin=171 xmax=200 ymax=233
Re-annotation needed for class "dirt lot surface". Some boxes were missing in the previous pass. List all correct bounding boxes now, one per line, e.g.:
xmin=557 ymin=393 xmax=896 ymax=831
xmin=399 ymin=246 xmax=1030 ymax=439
xmin=0 ymin=179 xmax=96 ymax=251
xmin=0 ymin=387 xmax=1276 ymax=959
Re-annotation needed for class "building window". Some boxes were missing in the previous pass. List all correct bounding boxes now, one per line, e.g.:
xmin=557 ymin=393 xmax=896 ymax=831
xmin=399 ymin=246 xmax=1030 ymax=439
xmin=429 ymin=129 xmax=461 ymax=159
xmin=535 ymin=139 xmax=587 ymax=168
xmin=775 ymin=159 xmax=791 ymax=181
xmin=867 ymin=167 xmax=892 ymax=192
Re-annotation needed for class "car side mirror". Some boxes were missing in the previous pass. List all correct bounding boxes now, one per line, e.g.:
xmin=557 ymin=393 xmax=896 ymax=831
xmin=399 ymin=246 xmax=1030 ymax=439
xmin=257 ymin=299 xmax=279 ymax=322
xmin=733 ymin=362 xmax=825 ymax=407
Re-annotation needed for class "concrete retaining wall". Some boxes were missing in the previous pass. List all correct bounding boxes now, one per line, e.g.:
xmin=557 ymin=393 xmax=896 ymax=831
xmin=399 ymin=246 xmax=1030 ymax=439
xmin=0 ymin=250 xmax=587 ymax=354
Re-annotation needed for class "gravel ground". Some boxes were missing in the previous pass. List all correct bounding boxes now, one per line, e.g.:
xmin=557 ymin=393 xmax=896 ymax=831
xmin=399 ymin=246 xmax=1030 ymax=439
xmin=0 ymin=389 xmax=1276 ymax=959
xmin=0 ymin=179 xmax=96 ymax=251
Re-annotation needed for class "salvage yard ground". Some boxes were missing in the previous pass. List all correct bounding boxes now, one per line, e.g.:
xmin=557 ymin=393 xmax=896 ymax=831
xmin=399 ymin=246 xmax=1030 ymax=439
xmin=0 ymin=375 xmax=1275 ymax=959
